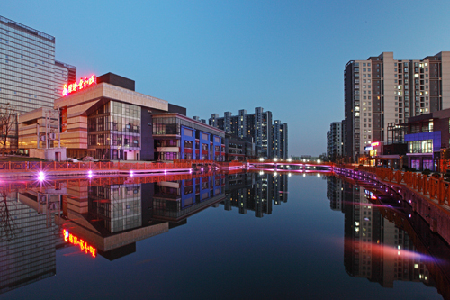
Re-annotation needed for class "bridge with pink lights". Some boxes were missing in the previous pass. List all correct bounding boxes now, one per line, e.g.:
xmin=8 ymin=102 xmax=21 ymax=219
xmin=247 ymin=159 xmax=334 ymax=172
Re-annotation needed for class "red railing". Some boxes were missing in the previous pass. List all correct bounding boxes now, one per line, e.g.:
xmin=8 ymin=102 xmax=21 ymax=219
xmin=174 ymin=159 xmax=216 ymax=165
xmin=218 ymin=161 xmax=246 ymax=168
xmin=340 ymin=165 xmax=450 ymax=206
xmin=0 ymin=161 xmax=194 ymax=172
xmin=0 ymin=171 xmax=226 ymax=193
xmin=247 ymin=159 xmax=335 ymax=166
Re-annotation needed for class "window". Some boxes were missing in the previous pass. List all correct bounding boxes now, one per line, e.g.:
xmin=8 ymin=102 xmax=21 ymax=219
xmin=408 ymin=140 xmax=433 ymax=153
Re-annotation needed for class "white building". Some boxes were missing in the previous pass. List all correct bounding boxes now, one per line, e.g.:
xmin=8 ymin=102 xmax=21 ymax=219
xmin=344 ymin=51 xmax=450 ymax=162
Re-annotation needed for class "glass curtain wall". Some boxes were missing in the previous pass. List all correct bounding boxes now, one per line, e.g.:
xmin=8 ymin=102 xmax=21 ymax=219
xmin=87 ymin=100 xmax=140 ymax=159
xmin=408 ymin=140 xmax=433 ymax=153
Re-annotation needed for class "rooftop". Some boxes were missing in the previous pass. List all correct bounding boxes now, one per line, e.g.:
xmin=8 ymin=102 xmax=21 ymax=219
xmin=0 ymin=15 xmax=55 ymax=42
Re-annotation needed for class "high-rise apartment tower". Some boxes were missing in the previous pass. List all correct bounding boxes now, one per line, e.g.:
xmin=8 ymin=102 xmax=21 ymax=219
xmin=344 ymin=51 xmax=450 ymax=162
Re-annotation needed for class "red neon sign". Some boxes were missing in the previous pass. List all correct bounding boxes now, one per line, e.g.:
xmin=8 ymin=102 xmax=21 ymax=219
xmin=62 ymin=75 xmax=96 ymax=96
xmin=63 ymin=229 xmax=96 ymax=258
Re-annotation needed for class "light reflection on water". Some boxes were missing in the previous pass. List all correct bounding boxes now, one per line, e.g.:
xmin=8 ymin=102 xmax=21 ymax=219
xmin=0 ymin=172 xmax=448 ymax=299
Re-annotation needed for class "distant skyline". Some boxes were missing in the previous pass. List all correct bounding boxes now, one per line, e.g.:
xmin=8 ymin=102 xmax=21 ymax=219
xmin=2 ymin=0 xmax=450 ymax=155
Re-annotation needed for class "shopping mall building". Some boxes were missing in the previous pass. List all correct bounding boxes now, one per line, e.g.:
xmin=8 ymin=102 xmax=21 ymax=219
xmin=18 ymin=73 xmax=225 ymax=161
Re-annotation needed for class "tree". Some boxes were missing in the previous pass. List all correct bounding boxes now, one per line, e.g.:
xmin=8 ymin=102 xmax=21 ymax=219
xmin=0 ymin=189 xmax=18 ymax=242
xmin=0 ymin=103 xmax=17 ymax=155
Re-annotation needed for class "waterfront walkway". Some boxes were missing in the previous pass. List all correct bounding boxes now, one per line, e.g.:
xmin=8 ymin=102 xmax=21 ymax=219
xmin=0 ymin=160 xmax=225 ymax=179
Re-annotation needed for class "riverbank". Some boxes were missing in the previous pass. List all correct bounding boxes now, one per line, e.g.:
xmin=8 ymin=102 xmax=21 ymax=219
xmin=334 ymin=166 xmax=450 ymax=245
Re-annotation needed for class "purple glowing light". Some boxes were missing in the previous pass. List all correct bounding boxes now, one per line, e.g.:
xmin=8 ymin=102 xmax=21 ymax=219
xmin=87 ymin=170 xmax=93 ymax=178
xmin=38 ymin=171 xmax=45 ymax=182
xmin=130 ymin=170 xmax=134 ymax=177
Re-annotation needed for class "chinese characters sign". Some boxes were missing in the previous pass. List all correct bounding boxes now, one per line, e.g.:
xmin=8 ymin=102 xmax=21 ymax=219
xmin=62 ymin=75 xmax=96 ymax=96
xmin=63 ymin=229 xmax=96 ymax=258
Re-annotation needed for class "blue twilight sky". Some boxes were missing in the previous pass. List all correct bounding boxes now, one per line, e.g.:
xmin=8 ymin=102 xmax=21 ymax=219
xmin=2 ymin=0 xmax=450 ymax=155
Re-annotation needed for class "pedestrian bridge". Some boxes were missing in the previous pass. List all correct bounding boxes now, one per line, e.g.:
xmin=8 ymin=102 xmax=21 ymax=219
xmin=247 ymin=159 xmax=334 ymax=170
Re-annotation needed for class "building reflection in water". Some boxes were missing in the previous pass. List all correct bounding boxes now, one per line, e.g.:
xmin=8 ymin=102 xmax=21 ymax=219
xmin=327 ymin=176 xmax=450 ymax=298
xmin=59 ymin=173 xmax=228 ymax=260
xmin=0 ymin=187 xmax=65 ymax=295
xmin=221 ymin=172 xmax=288 ymax=217
xmin=0 ymin=171 xmax=289 ymax=297
xmin=0 ymin=171 xmax=291 ymax=295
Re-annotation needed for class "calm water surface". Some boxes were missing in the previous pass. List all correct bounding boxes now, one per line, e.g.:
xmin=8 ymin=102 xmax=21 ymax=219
xmin=0 ymin=172 xmax=448 ymax=299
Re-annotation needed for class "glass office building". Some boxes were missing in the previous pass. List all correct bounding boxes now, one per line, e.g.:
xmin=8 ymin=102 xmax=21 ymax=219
xmin=87 ymin=100 xmax=141 ymax=160
xmin=0 ymin=15 xmax=74 ymax=150
xmin=0 ymin=15 xmax=75 ymax=114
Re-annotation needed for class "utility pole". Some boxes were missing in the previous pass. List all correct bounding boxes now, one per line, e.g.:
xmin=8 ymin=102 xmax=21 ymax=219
xmin=57 ymin=107 xmax=60 ymax=148
xmin=46 ymin=110 xmax=49 ymax=149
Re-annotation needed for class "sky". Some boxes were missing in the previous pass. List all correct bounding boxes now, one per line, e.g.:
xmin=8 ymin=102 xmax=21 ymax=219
xmin=2 ymin=0 xmax=450 ymax=156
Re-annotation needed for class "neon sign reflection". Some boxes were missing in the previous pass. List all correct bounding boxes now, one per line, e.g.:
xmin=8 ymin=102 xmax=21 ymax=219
xmin=63 ymin=229 xmax=96 ymax=258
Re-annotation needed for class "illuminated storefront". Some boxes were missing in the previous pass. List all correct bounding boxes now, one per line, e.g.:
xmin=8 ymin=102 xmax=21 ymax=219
xmin=405 ymin=132 xmax=440 ymax=171
xmin=152 ymin=113 xmax=225 ymax=161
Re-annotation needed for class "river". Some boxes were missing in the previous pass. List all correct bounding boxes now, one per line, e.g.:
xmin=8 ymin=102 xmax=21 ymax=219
xmin=0 ymin=171 xmax=448 ymax=299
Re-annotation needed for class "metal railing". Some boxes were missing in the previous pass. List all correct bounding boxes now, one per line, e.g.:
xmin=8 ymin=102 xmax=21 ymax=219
xmin=339 ymin=164 xmax=450 ymax=206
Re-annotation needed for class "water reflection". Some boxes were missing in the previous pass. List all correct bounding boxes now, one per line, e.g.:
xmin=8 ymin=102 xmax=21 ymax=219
xmin=222 ymin=172 xmax=288 ymax=217
xmin=2 ymin=172 xmax=450 ymax=298
xmin=56 ymin=173 xmax=228 ymax=260
xmin=0 ymin=189 xmax=62 ymax=295
xmin=327 ymin=176 xmax=450 ymax=298
xmin=1 ymin=171 xmax=290 ymax=295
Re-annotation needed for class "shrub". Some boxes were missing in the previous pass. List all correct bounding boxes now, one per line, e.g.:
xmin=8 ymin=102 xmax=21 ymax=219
xmin=422 ymin=169 xmax=431 ymax=175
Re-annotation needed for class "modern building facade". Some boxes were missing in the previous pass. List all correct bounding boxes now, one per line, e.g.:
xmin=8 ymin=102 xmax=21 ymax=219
xmin=224 ymin=133 xmax=256 ymax=161
xmin=344 ymin=51 xmax=450 ymax=162
xmin=273 ymin=120 xmax=288 ymax=159
xmin=19 ymin=73 xmax=178 ymax=160
xmin=18 ymin=72 xmax=228 ymax=162
xmin=327 ymin=121 xmax=344 ymax=162
xmin=0 ymin=15 xmax=75 ymax=115
xmin=152 ymin=113 xmax=225 ymax=161
xmin=403 ymin=108 xmax=450 ymax=171
xmin=209 ymin=107 xmax=287 ymax=159
xmin=0 ymin=15 xmax=75 ymax=151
